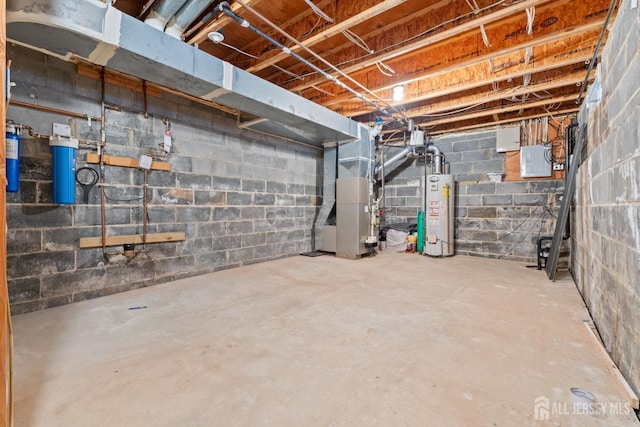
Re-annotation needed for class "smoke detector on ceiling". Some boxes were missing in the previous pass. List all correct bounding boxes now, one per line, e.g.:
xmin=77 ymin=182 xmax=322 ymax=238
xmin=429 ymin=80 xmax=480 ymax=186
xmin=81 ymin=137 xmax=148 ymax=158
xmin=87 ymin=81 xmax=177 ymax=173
xmin=208 ymin=31 xmax=224 ymax=43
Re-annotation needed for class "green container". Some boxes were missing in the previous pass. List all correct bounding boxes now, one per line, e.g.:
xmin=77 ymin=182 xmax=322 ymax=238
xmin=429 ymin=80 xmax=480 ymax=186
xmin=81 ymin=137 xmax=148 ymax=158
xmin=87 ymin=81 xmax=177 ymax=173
xmin=417 ymin=210 xmax=425 ymax=253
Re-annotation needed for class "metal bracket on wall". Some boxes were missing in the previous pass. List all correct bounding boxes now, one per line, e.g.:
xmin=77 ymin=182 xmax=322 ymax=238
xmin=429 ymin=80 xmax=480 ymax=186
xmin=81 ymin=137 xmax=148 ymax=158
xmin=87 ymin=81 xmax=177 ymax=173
xmin=545 ymin=123 xmax=587 ymax=281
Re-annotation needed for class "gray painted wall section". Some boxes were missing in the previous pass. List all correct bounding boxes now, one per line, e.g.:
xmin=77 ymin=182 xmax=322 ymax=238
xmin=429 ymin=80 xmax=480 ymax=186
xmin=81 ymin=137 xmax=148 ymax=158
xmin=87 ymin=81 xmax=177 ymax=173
xmin=572 ymin=0 xmax=640 ymax=397
xmin=6 ymin=45 xmax=323 ymax=314
xmin=382 ymin=131 xmax=563 ymax=262
xmin=6 ymin=0 xmax=359 ymax=145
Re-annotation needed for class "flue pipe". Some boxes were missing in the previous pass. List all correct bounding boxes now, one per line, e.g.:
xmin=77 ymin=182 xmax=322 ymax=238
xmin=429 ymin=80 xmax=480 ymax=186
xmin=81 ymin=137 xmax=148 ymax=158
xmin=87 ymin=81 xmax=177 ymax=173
xmin=374 ymin=146 xmax=412 ymax=175
xmin=426 ymin=144 xmax=443 ymax=174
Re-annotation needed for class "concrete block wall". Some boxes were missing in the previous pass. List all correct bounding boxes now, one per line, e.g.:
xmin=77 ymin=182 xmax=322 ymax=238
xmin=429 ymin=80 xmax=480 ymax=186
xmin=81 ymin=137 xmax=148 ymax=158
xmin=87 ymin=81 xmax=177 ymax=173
xmin=383 ymin=130 xmax=562 ymax=262
xmin=573 ymin=0 xmax=640 ymax=396
xmin=6 ymin=45 xmax=322 ymax=314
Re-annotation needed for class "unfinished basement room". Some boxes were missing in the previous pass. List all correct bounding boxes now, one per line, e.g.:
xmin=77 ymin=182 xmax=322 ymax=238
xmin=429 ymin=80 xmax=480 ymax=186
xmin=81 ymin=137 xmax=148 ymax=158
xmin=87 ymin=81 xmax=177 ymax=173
xmin=0 ymin=0 xmax=639 ymax=425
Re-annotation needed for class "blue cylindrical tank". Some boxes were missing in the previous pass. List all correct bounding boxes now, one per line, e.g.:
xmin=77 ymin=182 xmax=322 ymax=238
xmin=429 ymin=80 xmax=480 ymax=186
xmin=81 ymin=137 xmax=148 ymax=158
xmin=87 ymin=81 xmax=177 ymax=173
xmin=50 ymin=137 xmax=78 ymax=204
xmin=6 ymin=122 xmax=20 ymax=193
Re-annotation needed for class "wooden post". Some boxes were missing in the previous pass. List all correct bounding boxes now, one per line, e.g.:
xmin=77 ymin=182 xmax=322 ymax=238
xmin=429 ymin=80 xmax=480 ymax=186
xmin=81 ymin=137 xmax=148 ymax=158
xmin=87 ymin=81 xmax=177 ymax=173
xmin=0 ymin=0 xmax=11 ymax=424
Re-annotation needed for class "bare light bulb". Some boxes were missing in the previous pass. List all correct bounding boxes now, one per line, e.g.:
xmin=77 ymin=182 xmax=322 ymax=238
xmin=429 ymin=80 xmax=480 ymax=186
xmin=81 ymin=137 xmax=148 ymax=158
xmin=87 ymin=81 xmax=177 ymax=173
xmin=392 ymin=85 xmax=404 ymax=101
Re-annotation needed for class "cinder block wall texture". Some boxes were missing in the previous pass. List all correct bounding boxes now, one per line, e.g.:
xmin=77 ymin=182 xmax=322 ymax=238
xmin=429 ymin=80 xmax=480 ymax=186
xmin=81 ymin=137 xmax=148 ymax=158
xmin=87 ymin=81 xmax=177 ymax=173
xmin=573 ymin=1 xmax=640 ymax=396
xmin=6 ymin=45 xmax=322 ymax=314
xmin=383 ymin=130 xmax=562 ymax=262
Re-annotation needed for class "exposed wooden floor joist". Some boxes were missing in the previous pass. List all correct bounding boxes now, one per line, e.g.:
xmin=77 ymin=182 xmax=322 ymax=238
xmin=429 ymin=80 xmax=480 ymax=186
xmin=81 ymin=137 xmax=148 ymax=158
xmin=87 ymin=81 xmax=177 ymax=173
xmin=114 ymin=0 xmax=615 ymax=134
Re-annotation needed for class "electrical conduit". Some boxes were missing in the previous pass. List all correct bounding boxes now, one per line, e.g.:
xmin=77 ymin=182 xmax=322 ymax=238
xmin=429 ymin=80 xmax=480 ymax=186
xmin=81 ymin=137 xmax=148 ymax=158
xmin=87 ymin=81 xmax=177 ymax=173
xmin=215 ymin=1 xmax=409 ymax=124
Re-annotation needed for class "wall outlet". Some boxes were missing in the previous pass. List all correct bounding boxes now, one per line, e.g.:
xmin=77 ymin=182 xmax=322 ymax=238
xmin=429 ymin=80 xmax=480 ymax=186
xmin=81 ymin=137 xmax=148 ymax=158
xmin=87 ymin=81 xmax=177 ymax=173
xmin=553 ymin=162 xmax=565 ymax=171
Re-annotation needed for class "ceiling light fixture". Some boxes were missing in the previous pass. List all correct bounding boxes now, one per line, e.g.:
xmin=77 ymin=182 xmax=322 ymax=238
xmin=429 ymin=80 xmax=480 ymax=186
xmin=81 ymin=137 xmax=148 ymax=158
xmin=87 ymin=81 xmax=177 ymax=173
xmin=207 ymin=30 xmax=224 ymax=43
xmin=392 ymin=85 xmax=404 ymax=102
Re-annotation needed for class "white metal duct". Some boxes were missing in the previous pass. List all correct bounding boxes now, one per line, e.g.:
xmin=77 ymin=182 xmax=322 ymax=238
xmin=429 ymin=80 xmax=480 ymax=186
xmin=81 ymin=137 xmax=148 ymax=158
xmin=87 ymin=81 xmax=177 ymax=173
xmin=6 ymin=0 xmax=360 ymax=146
xmin=165 ymin=0 xmax=216 ymax=39
xmin=144 ymin=0 xmax=189 ymax=31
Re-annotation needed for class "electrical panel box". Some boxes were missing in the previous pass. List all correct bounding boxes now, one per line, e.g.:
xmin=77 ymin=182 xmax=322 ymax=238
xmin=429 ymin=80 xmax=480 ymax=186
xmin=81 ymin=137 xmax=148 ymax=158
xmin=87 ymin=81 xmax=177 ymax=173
xmin=409 ymin=130 xmax=425 ymax=146
xmin=496 ymin=126 xmax=521 ymax=152
xmin=520 ymin=145 xmax=552 ymax=178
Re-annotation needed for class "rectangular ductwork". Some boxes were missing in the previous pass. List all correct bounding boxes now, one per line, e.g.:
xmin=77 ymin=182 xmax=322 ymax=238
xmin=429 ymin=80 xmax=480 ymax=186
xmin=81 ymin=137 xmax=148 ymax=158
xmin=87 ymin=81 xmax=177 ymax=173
xmin=6 ymin=0 xmax=360 ymax=146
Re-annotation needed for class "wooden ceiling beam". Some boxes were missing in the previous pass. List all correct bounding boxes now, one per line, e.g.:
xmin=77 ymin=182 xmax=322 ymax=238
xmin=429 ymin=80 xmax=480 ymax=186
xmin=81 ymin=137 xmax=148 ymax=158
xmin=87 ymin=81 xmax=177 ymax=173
xmin=259 ymin=0 xmax=451 ymax=81
xmin=426 ymin=106 xmax=580 ymax=135
xmin=377 ymin=88 xmax=578 ymax=134
xmin=378 ymin=67 xmax=587 ymax=122
xmin=418 ymin=92 xmax=577 ymax=127
xmin=287 ymin=0 xmax=560 ymax=93
xmin=189 ymin=0 xmax=265 ymax=45
xmin=220 ymin=0 xmax=336 ymax=64
xmin=245 ymin=0 xmax=409 ymax=74
xmin=307 ymin=0 xmax=608 ymax=106
xmin=332 ymin=30 xmax=599 ymax=116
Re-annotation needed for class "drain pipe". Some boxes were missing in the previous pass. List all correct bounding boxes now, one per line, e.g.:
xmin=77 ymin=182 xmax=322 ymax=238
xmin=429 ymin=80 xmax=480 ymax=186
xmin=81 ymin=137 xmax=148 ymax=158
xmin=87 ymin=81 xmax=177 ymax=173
xmin=215 ymin=1 xmax=407 ymax=123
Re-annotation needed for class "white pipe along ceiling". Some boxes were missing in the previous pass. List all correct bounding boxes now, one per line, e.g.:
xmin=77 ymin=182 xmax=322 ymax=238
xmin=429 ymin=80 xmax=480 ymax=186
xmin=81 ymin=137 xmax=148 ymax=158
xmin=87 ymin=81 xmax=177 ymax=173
xmin=6 ymin=0 xmax=364 ymax=146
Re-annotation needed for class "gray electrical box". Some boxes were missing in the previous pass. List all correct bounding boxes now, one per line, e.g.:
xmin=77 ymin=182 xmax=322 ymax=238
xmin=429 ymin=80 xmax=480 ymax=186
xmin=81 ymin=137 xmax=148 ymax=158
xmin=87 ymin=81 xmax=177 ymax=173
xmin=496 ymin=127 xmax=521 ymax=152
xmin=520 ymin=145 xmax=552 ymax=178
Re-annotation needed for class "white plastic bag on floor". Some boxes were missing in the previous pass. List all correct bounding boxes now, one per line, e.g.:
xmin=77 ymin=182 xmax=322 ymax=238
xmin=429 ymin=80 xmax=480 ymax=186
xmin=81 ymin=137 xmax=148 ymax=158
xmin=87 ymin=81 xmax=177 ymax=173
xmin=386 ymin=229 xmax=408 ymax=252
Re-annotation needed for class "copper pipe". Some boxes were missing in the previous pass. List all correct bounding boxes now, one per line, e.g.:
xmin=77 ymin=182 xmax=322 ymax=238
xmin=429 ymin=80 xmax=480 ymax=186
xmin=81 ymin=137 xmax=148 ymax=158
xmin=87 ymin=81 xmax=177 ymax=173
xmin=182 ymin=20 xmax=205 ymax=40
xmin=143 ymin=169 xmax=148 ymax=248
xmin=142 ymin=80 xmax=148 ymax=118
xmin=445 ymin=183 xmax=452 ymax=256
xmin=9 ymin=99 xmax=100 ymax=121
xmin=380 ymin=144 xmax=385 ymax=221
xmin=99 ymin=67 xmax=107 ymax=254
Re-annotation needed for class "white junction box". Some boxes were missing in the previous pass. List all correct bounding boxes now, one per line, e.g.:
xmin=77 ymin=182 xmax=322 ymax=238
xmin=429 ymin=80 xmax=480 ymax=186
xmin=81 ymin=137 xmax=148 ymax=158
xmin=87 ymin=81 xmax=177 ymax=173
xmin=520 ymin=145 xmax=552 ymax=178
xmin=52 ymin=123 xmax=71 ymax=138
xmin=496 ymin=126 xmax=521 ymax=152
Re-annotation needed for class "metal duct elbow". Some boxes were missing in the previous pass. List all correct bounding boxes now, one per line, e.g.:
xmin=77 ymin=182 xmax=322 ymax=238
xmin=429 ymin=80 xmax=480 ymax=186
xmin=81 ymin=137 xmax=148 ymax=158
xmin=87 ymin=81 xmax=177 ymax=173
xmin=165 ymin=0 xmax=216 ymax=39
xmin=426 ymin=144 xmax=444 ymax=174
xmin=375 ymin=146 xmax=412 ymax=175
xmin=145 ymin=0 xmax=190 ymax=31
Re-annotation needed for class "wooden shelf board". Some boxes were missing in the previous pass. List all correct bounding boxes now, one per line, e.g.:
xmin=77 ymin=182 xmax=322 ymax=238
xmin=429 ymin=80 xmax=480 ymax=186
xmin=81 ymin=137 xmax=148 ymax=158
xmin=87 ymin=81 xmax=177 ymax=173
xmin=79 ymin=232 xmax=185 ymax=249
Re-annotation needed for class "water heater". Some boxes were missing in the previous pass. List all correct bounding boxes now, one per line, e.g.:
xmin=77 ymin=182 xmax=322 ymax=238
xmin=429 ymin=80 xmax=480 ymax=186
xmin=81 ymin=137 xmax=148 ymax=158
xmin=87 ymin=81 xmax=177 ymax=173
xmin=423 ymin=174 xmax=455 ymax=257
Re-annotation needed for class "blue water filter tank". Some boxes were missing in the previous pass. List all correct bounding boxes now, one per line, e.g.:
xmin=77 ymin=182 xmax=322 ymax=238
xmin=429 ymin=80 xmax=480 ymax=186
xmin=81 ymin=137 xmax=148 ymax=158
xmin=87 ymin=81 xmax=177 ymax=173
xmin=6 ymin=122 xmax=20 ymax=193
xmin=50 ymin=137 xmax=79 ymax=204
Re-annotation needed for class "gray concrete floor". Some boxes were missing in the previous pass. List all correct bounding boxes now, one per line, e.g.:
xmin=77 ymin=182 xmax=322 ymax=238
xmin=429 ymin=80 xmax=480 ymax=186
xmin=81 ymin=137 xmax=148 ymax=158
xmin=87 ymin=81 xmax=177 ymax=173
xmin=12 ymin=253 xmax=639 ymax=426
